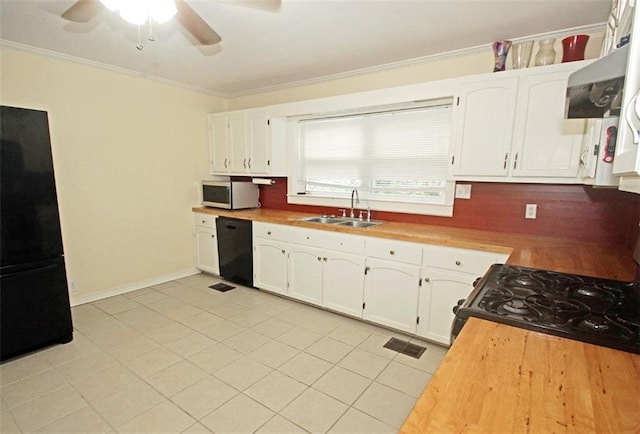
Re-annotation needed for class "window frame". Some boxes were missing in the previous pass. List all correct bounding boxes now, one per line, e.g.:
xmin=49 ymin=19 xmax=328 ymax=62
xmin=287 ymin=99 xmax=456 ymax=217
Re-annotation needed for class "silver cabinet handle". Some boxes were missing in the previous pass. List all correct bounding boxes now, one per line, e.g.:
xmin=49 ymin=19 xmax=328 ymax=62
xmin=224 ymin=158 xmax=228 ymax=168
xmin=503 ymin=153 xmax=508 ymax=169
xmin=389 ymin=250 xmax=395 ymax=255
xmin=455 ymin=260 xmax=461 ymax=266
xmin=243 ymin=158 xmax=247 ymax=169
xmin=267 ymin=231 xmax=272 ymax=235
xmin=513 ymin=153 xmax=518 ymax=170
xmin=317 ymin=256 xmax=322 ymax=261
xmin=248 ymin=158 xmax=252 ymax=169
xmin=281 ymin=249 xmax=285 ymax=254
xmin=323 ymin=257 xmax=327 ymax=261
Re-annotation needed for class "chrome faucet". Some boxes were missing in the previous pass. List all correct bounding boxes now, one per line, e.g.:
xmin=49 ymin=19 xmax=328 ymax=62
xmin=350 ymin=189 xmax=359 ymax=218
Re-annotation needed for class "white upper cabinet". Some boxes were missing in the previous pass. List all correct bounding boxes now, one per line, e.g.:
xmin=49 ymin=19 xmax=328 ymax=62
xmin=451 ymin=63 xmax=588 ymax=183
xmin=511 ymin=71 xmax=585 ymax=178
xmin=209 ymin=110 xmax=287 ymax=176
xmin=209 ymin=116 xmax=229 ymax=173
xmin=451 ymin=77 xmax=518 ymax=177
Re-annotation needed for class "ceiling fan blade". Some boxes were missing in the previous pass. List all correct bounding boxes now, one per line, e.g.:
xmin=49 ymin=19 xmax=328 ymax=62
xmin=61 ymin=0 xmax=102 ymax=23
xmin=217 ymin=0 xmax=281 ymax=13
xmin=175 ymin=0 xmax=222 ymax=45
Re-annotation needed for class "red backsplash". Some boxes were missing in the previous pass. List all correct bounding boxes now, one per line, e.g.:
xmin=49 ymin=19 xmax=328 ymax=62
xmin=258 ymin=178 xmax=640 ymax=249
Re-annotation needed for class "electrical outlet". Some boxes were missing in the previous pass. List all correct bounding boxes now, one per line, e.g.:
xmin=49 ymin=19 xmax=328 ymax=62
xmin=69 ymin=279 xmax=78 ymax=292
xmin=525 ymin=204 xmax=537 ymax=219
xmin=455 ymin=184 xmax=472 ymax=199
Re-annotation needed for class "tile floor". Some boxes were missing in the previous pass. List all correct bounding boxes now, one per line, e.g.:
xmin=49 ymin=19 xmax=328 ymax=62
xmin=0 ymin=273 xmax=448 ymax=433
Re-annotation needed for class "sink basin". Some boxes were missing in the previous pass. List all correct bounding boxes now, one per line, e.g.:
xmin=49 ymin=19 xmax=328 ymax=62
xmin=300 ymin=216 xmax=345 ymax=224
xmin=335 ymin=220 xmax=383 ymax=228
xmin=297 ymin=216 xmax=385 ymax=229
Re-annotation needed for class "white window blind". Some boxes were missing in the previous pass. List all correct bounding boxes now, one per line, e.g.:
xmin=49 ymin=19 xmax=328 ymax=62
xmin=296 ymin=102 xmax=452 ymax=205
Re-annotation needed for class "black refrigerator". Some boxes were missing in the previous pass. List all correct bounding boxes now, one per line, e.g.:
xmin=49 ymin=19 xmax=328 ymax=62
xmin=1 ymin=105 xmax=73 ymax=361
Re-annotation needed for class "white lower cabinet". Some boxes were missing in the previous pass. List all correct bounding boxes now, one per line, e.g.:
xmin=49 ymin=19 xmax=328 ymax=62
xmin=288 ymin=244 xmax=324 ymax=305
xmin=418 ymin=244 xmax=509 ymax=345
xmin=194 ymin=213 xmax=219 ymax=275
xmin=249 ymin=219 xmax=508 ymax=341
xmin=253 ymin=222 xmax=289 ymax=295
xmin=363 ymin=258 xmax=421 ymax=334
xmin=417 ymin=269 xmax=477 ymax=345
xmin=322 ymin=250 xmax=365 ymax=318
xmin=253 ymin=239 xmax=288 ymax=295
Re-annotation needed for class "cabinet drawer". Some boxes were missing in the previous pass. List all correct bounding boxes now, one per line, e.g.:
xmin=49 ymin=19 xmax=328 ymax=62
xmin=253 ymin=222 xmax=288 ymax=242
xmin=366 ymin=237 xmax=423 ymax=265
xmin=289 ymin=227 xmax=323 ymax=248
xmin=423 ymin=244 xmax=507 ymax=275
xmin=323 ymin=232 xmax=365 ymax=255
xmin=193 ymin=213 xmax=216 ymax=228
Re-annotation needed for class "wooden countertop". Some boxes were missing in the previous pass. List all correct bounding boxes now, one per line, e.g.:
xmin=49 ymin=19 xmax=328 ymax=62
xmin=400 ymin=318 xmax=640 ymax=434
xmin=193 ymin=207 xmax=636 ymax=281
xmin=194 ymin=207 xmax=640 ymax=432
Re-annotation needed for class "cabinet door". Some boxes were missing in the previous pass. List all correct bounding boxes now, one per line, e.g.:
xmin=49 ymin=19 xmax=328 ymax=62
xmin=451 ymin=77 xmax=518 ymax=177
xmin=417 ymin=268 xmax=476 ymax=345
xmin=322 ymin=251 xmax=365 ymax=318
xmin=246 ymin=111 xmax=269 ymax=174
xmin=363 ymin=258 xmax=420 ymax=334
xmin=288 ymin=244 xmax=323 ymax=305
xmin=253 ymin=239 xmax=288 ymax=295
xmin=511 ymin=71 xmax=586 ymax=178
xmin=209 ymin=116 xmax=229 ymax=173
xmin=194 ymin=226 xmax=219 ymax=275
xmin=613 ymin=7 xmax=640 ymax=176
xmin=228 ymin=114 xmax=247 ymax=173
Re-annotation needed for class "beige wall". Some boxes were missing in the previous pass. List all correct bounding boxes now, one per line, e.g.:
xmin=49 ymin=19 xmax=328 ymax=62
xmin=0 ymin=29 xmax=604 ymax=304
xmin=227 ymin=32 xmax=604 ymax=110
xmin=1 ymin=47 xmax=225 ymax=304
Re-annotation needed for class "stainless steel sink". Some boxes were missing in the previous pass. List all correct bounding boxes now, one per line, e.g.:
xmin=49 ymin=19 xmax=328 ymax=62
xmin=335 ymin=220 xmax=382 ymax=228
xmin=296 ymin=216 xmax=384 ymax=229
xmin=300 ymin=216 xmax=345 ymax=224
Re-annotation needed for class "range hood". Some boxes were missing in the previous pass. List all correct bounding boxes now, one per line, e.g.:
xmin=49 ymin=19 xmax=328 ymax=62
xmin=565 ymin=44 xmax=629 ymax=119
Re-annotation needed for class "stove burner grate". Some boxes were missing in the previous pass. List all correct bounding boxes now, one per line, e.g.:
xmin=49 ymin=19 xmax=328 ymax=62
xmin=459 ymin=264 xmax=640 ymax=354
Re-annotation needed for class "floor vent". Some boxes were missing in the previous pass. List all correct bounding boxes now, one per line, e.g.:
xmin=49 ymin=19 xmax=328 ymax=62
xmin=209 ymin=283 xmax=235 ymax=292
xmin=383 ymin=337 xmax=426 ymax=359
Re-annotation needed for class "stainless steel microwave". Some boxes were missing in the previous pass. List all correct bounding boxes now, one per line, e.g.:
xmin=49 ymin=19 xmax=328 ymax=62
xmin=201 ymin=181 xmax=259 ymax=209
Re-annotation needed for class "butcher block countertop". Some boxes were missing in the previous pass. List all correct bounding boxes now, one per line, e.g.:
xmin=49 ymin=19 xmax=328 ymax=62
xmin=195 ymin=207 xmax=640 ymax=432
xmin=193 ymin=207 xmax=636 ymax=281
xmin=400 ymin=317 xmax=640 ymax=433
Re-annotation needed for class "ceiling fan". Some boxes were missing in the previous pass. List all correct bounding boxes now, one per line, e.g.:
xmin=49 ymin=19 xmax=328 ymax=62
xmin=61 ymin=0 xmax=280 ymax=46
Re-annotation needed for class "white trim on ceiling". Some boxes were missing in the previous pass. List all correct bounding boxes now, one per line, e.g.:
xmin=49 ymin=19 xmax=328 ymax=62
xmin=1 ymin=22 xmax=605 ymax=99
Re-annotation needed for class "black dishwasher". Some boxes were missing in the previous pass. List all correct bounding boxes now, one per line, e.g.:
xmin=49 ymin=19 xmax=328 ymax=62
xmin=216 ymin=217 xmax=253 ymax=287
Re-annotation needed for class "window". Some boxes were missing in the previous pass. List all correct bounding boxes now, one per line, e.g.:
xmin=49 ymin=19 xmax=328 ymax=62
xmin=289 ymin=99 xmax=455 ymax=216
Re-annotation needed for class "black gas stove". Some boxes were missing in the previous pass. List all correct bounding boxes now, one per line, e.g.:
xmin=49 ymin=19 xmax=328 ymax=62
xmin=451 ymin=264 xmax=640 ymax=354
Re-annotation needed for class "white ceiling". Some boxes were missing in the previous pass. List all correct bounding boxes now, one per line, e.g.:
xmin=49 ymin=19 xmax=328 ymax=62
xmin=0 ymin=0 xmax=612 ymax=97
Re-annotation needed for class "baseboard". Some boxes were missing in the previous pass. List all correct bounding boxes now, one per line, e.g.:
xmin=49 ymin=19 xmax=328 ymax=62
xmin=69 ymin=268 xmax=200 ymax=306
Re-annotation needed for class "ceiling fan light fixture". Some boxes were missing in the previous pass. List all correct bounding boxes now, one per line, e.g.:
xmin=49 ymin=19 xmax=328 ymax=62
xmin=103 ymin=0 xmax=177 ymax=26
xmin=150 ymin=0 xmax=177 ymax=23
xmin=119 ymin=1 xmax=149 ymax=25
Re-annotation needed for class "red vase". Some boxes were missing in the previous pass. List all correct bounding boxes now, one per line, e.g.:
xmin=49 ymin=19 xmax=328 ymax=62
xmin=561 ymin=35 xmax=589 ymax=62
